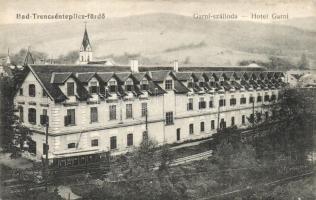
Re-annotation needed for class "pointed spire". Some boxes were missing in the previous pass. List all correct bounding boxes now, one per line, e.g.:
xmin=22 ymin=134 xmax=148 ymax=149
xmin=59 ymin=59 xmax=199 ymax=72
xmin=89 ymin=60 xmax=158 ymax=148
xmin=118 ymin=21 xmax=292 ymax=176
xmin=24 ymin=47 xmax=34 ymax=66
xmin=81 ymin=22 xmax=92 ymax=51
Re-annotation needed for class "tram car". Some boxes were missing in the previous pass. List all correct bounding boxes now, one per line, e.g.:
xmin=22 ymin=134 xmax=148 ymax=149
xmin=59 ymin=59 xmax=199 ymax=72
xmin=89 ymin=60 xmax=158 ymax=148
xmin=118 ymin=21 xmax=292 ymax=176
xmin=49 ymin=151 xmax=111 ymax=175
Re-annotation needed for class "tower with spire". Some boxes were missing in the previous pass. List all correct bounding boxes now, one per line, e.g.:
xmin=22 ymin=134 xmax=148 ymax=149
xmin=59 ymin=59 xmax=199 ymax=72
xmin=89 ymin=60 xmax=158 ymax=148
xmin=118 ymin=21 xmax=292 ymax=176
xmin=79 ymin=24 xmax=93 ymax=64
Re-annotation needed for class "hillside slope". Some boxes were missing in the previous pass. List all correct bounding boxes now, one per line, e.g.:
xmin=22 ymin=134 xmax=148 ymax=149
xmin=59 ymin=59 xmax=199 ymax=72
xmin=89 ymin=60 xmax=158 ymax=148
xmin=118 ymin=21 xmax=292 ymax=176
xmin=0 ymin=13 xmax=315 ymax=67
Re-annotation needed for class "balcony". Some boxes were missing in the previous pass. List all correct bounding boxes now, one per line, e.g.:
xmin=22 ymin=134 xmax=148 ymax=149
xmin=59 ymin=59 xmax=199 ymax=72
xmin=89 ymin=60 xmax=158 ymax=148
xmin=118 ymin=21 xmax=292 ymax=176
xmin=87 ymin=93 xmax=100 ymax=104
xmin=139 ymin=91 xmax=149 ymax=99
xmin=124 ymin=92 xmax=134 ymax=101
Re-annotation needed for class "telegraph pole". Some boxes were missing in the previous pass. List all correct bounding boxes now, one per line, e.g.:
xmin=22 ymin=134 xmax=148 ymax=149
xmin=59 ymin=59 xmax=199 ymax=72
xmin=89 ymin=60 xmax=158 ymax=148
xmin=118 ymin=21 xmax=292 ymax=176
xmin=252 ymin=98 xmax=255 ymax=128
xmin=45 ymin=116 xmax=49 ymax=191
xmin=145 ymin=109 xmax=148 ymax=132
xmin=217 ymin=103 xmax=220 ymax=131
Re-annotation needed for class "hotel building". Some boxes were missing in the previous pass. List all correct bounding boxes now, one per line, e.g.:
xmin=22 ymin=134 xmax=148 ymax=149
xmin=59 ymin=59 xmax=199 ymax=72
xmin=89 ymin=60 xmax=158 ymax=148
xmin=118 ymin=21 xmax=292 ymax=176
xmin=13 ymin=27 xmax=286 ymax=162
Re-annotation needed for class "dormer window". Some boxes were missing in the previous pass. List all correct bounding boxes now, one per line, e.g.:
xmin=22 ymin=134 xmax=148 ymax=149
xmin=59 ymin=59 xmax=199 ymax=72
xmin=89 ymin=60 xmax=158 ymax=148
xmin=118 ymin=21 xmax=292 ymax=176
xmin=125 ymin=79 xmax=134 ymax=92
xmin=188 ymin=78 xmax=193 ymax=88
xmin=165 ymin=80 xmax=173 ymax=90
xmin=219 ymin=77 xmax=224 ymax=86
xmin=29 ymin=84 xmax=36 ymax=97
xmin=89 ymin=81 xmax=98 ymax=94
xmin=199 ymin=81 xmax=204 ymax=87
xmin=210 ymin=77 xmax=215 ymax=87
xmin=141 ymin=80 xmax=149 ymax=90
xmin=67 ymin=82 xmax=75 ymax=96
xmin=109 ymin=80 xmax=117 ymax=93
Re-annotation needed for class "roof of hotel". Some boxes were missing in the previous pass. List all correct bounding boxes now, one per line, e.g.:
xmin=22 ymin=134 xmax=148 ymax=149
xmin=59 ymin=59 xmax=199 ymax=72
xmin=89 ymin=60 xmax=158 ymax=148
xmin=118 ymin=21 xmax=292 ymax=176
xmin=22 ymin=64 xmax=284 ymax=102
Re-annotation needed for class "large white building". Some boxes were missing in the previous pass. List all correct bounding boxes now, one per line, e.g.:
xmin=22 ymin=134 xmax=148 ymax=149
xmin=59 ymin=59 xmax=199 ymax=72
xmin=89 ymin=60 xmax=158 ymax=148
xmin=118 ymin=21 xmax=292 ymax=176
xmin=13 ymin=27 xmax=286 ymax=165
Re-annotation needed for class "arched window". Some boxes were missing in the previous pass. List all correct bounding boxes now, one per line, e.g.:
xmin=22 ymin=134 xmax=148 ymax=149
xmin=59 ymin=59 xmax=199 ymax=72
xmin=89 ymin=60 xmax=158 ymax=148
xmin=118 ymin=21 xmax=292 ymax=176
xmin=29 ymin=84 xmax=35 ymax=97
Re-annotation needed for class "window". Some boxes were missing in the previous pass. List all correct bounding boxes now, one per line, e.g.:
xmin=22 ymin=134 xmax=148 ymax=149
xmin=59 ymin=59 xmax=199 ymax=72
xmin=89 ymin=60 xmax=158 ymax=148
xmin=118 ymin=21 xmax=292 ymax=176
xmin=240 ymin=97 xmax=247 ymax=104
xmin=89 ymin=81 xmax=98 ymax=94
xmin=188 ymin=81 xmax=193 ymax=88
xmin=109 ymin=105 xmax=116 ymax=120
xmin=127 ymin=134 xmax=133 ymax=146
xmin=90 ymin=107 xmax=98 ymax=123
xmin=200 ymin=122 xmax=205 ymax=132
xmin=125 ymin=80 xmax=133 ymax=92
xmin=141 ymin=80 xmax=149 ymax=90
xmin=165 ymin=80 xmax=173 ymax=90
xmin=231 ymin=117 xmax=235 ymax=126
xmin=176 ymin=128 xmax=181 ymax=141
xmin=126 ymin=104 xmax=133 ymax=119
xmin=43 ymin=143 xmax=49 ymax=155
xmin=19 ymin=88 xmax=23 ymax=96
xmin=67 ymin=82 xmax=75 ymax=96
xmin=28 ymin=108 xmax=36 ymax=124
xmin=199 ymin=98 xmax=206 ymax=109
xmin=187 ymin=98 xmax=193 ymax=111
xmin=65 ymin=109 xmax=75 ymax=126
xmin=141 ymin=103 xmax=147 ymax=117
xmin=109 ymin=81 xmax=117 ymax=93
xmin=91 ymin=139 xmax=98 ymax=147
xmin=211 ymin=120 xmax=215 ymax=130
xmin=19 ymin=106 xmax=24 ymax=122
xmin=210 ymin=80 xmax=215 ymax=87
xmin=68 ymin=143 xmax=76 ymax=149
xmin=40 ymin=109 xmax=48 ymax=125
xmin=110 ymin=136 xmax=117 ymax=150
xmin=142 ymin=131 xmax=148 ymax=141
xmin=257 ymin=95 xmax=262 ymax=102
xmin=189 ymin=124 xmax=194 ymax=134
xmin=29 ymin=84 xmax=35 ymax=97
xmin=265 ymin=112 xmax=269 ymax=120
xmin=199 ymin=82 xmax=204 ymax=87
xmin=209 ymin=99 xmax=213 ymax=108
xmin=249 ymin=96 xmax=254 ymax=104
xmin=220 ymin=119 xmax=226 ymax=129
xmin=242 ymin=115 xmax=245 ymax=125
xmin=270 ymin=94 xmax=276 ymax=101
xmin=219 ymin=99 xmax=226 ymax=107
xmin=264 ymin=94 xmax=270 ymax=102
xmin=230 ymin=98 xmax=236 ymax=106
xmin=42 ymin=89 xmax=48 ymax=97
xmin=165 ymin=112 xmax=174 ymax=125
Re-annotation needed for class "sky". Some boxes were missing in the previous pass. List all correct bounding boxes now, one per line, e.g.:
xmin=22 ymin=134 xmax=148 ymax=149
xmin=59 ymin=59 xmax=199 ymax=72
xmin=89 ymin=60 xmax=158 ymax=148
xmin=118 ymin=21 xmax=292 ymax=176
xmin=0 ymin=0 xmax=315 ymax=24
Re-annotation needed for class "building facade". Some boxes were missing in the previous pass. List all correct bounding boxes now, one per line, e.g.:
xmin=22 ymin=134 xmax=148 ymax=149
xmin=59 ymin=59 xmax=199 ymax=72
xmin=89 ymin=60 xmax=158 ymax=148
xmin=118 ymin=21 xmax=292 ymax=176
xmin=13 ymin=28 xmax=286 ymax=161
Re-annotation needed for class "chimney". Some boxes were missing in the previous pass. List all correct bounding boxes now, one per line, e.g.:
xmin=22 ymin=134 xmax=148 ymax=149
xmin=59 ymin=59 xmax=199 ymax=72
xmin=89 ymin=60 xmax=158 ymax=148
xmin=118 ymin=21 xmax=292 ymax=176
xmin=173 ymin=60 xmax=179 ymax=72
xmin=130 ymin=59 xmax=139 ymax=73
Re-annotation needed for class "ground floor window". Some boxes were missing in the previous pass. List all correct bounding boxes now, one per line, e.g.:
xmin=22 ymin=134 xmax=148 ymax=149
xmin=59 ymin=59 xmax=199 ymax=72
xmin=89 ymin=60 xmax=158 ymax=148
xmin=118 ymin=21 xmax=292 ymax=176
xmin=110 ymin=136 xmax=117 ymax=150
xmin=242 ymin=115 xmax=245 ymax=125
xmin=189 ymin=124 xmax=194 ymax=134
xmin=231 ymin=117 xmax=235 ymax=126
xmin=220 ymin=119 xmax=226 ymax=129
xmin=28 ymin=140 xmax=36 ymax=154
xmin=127 ymin=134 xmax=133 ymax=146
xmin=211 ymin=120 xmax=215 ymax=130
xmin=200 ymin=122 xmax=205 ymax=132
xmin=176 ymin=128 xmax=181 ymax=141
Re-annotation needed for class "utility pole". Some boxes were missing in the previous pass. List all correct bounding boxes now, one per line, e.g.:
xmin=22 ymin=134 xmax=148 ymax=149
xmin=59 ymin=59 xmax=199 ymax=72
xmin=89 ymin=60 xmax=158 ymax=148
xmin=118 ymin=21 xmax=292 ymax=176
xmin=252 ymin=98 xmax=255 ymax=128
xmin=217 ymin=102 xmax=220 ymax=131
xmin=145 ymin=109 xmax=148 ymax=132
xmin=45 ymin=115 xmax=49 ymax=191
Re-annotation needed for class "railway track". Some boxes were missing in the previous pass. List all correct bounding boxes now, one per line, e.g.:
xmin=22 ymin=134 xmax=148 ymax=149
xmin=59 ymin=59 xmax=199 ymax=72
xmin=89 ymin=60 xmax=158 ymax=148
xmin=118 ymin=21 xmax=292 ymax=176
xmin=170 ymin=150 xmax=213 ymax=166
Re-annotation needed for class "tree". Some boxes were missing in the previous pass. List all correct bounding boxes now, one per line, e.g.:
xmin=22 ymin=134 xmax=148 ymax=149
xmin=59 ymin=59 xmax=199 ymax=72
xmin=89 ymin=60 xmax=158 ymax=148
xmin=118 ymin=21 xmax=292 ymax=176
xmin=0 ymin=76 xmax=32 ymax=155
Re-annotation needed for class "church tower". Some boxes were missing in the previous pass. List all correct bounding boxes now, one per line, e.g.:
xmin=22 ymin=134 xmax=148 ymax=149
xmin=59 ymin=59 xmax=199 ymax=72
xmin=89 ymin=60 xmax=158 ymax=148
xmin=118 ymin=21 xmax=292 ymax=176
xmin=79 ymin=24 xmax=93 ymax=64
